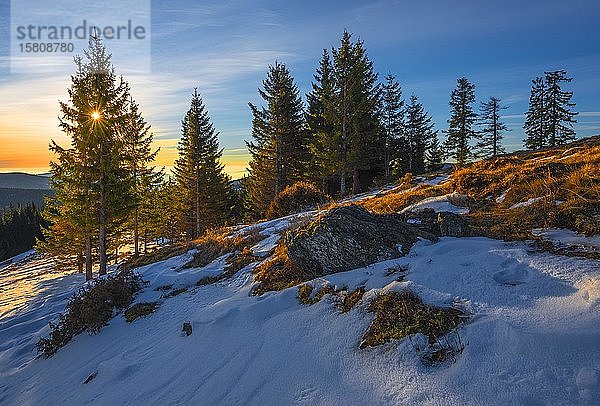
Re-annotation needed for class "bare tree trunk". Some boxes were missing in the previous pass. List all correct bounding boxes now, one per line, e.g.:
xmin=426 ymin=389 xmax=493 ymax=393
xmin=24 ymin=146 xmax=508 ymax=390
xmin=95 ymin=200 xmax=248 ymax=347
xmin=340 ymin=170 xmax=346 ymax=197
xmin=195 ymin=165 xmax=201 ymax=239
xmin=98 ymin=219 xmax=107 ymax=276
xmin=77 ymin=251 xmax=84 ymax=274
xmin=275 ymin=127 xmax=282 ymax=196
xmin=85 ymin=235 xmax=92 ymax=281
xmin=134 ymin=206 xmax=139 ymax=257
xmin=492 ymin=99 xmax=498 ymax=157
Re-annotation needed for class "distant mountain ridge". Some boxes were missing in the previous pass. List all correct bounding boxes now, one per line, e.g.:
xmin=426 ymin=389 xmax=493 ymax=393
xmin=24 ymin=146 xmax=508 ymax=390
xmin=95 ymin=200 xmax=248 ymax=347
xmin=0 ymin=173 xmax=50 ymax=190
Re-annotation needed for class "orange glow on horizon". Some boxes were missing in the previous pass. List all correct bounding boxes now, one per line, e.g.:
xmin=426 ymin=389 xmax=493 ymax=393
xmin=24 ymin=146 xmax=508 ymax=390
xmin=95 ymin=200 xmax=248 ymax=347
xmin=0 ymin=131 xmax=250 ymax=179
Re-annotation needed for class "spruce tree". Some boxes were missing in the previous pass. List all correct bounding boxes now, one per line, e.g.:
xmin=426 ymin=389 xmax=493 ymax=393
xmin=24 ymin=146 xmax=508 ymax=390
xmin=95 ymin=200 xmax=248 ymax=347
xmin=174 ymin=89 xmax=232 ymax=239
xmin=246 ymin=61 xmax=307 ymax=217
xmin=122 ymin=98 xmax=159 ymax=256
xmin=404 ymin=95 xmax=437 ymax=175
xmin=329 ymin=31 xmax=382 ymax=195
xmin=444 ymin=77 xmax=477 ymax=166
xmin=476 ymin=97 xmax=508 ymax=158
xmin=42 ymin=36 xmax=131 ymax=278
xmin=306 ymin=50 xmax=336 ymax=191
xmin=381 ymin=73 xmax=405 ymax=178
xmin=426 ymin=132 xmax=444 ymax=172
xmin=544 ymin=70 xmax=577 ymax=147
xmin=523 ymin=76 xmax=547 ymax=150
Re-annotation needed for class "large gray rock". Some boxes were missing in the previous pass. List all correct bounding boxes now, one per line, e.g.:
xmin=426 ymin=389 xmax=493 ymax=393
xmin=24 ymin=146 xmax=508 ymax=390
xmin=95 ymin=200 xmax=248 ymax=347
xmin=286 ymin=205 xmax=435 ymax=275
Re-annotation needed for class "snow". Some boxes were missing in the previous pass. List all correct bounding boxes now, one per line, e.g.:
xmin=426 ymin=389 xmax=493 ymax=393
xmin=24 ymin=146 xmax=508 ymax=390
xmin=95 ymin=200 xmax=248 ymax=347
xmin=251 ymin=233 xmax=279 ymax=257
xmin=509 ymin=196 xmax=543 ymax=209
xmin=533 ymin=228 xmax=600 ymax=252
xmin=2 ymin=214 xmax=600 ymax=404
xmin=421 ymin=175 xmax=450 ymax=186
xmin=495 ymin=189 xmax=509 ymax=204
xmin=400 ymin=192 xmax=470 ymax=214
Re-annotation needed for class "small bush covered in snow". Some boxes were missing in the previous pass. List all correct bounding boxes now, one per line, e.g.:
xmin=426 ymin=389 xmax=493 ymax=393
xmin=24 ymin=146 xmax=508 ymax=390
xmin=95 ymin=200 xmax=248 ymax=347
xmin=265 ymin=181 xmax=330 ymax=220
xmin=37 ymin=270 xmax=145 ymax=358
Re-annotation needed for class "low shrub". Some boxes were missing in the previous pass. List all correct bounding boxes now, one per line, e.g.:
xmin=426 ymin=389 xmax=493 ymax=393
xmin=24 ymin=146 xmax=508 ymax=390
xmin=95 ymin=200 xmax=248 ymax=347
xmin=124 ymin=302 xmax=159 ymax=322
xmin=297 ymin=283 xmax=365 ymax=310
xmin=360 ymin=290 xmax=465 ymax=350
xmin=339 ymin=287 xmax=366 ymax=313
xmin=265 ymin=182 xmax=330 ymax=220
xmin=185 ymin=228 xmax=265 ymax=269
xmin=297 ymin=284 xmax=335 ymax=305
xmin=37 ymin=270 xmax=145 ymax=358
xmin=297 ymin=284 xmax=315 ymax=305
xmin=120 ymin=244 xmax=187 ymax=271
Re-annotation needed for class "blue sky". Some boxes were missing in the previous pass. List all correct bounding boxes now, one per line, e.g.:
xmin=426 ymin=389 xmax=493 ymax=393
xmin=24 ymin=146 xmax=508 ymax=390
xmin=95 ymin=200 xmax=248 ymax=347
xmin=1 ymin=0 xmax=600 ymax=176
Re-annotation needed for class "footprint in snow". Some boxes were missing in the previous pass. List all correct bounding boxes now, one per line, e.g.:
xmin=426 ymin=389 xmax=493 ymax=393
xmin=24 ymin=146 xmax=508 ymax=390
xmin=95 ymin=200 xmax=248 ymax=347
xmin=493 ymin=267 xmax=529 ymax=286
xmin=294 ymin=386 xmax=319 ymax=404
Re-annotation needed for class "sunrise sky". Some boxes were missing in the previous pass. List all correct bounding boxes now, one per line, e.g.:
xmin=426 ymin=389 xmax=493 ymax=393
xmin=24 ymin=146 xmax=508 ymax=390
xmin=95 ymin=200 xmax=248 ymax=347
xmin=1 ymin=0 xmax=600 ymax=178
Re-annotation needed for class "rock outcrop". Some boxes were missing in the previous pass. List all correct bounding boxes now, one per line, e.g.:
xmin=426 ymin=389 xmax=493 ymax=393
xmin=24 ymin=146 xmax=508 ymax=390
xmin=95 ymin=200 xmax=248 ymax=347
xmin=438 ymin=212 xmax=471 ymax=237
xmin=400 ymin=208 xmax=471 ymax=237
xmin=285 ymin=205 xmax=435 ymax=276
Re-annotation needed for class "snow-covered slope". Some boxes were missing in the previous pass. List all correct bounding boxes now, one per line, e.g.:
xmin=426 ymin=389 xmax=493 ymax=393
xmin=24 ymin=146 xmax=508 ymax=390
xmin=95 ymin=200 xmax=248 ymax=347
xmin=1 ymin=208 xmax=600 ymax=404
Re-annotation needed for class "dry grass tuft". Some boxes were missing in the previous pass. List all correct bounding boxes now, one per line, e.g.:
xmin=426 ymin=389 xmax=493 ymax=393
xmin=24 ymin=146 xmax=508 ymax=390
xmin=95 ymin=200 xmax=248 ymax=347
xmin=185 ymin=227 xmax=265 ymax=269
xmin=252 ymin=243 xmax=307 ymax=295
xmin=360 ymin=290 xmax=465 ymax=350
xmin=297 ymin=283 xmax=365 ymax=311
xmin=360 ymin=184 xmax=447 ymax=214
xmin=339 ymin=287 xmax=366 ymax=313
xmin=124 ymin=302 xmax=159 ymax=323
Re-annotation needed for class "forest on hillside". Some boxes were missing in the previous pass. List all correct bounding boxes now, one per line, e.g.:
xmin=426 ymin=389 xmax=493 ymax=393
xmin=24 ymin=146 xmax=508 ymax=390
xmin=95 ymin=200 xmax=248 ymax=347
xmin=24 ymin=31 xmax=578 ymax=278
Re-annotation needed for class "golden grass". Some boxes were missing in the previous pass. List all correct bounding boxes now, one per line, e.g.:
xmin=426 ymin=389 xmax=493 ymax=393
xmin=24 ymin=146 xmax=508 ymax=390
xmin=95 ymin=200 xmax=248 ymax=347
xmin=185 ymin=227 xmax=265 ymax=269
xmin=360 ymin=290 xmax=465 ymax=350
xmin=356 ymin=137 xmax=599 ymax=239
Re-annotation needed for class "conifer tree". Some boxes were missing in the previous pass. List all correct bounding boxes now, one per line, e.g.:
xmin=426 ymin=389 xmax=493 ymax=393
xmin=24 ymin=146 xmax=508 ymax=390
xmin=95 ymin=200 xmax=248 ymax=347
xmin=381 ymin=73 xmax=405 ymax=178
xmin=328 ymin=31 xmax=382 ymax=195
xmin=42 ymin=36 xmax=131 ymax=278
xmin=246 ymin=62 xmax=307 ymax=217
xmin=152 ymin=177 xmax=181 ymax=245
xmin=544 ymin=70 xmax=577 ymax=147
xmin=426 ymin=132 xmax=444 ymax=172
xmin=122 ymin=98 xmax=159 ymax=256
xmin=306 ymin=50 xmax=336 ymax=190
xmin=404 ymin=95 xmax=437 ymax=175
xmin=476 ymin=97 xmax=508 ymax=158
xmin=523 ymin=76 xmax=547 ymax=150
xmin=174 ymin=89 xmax=232 ymax=239
xmin=444 ymin=77 xmax=477 ymax=166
